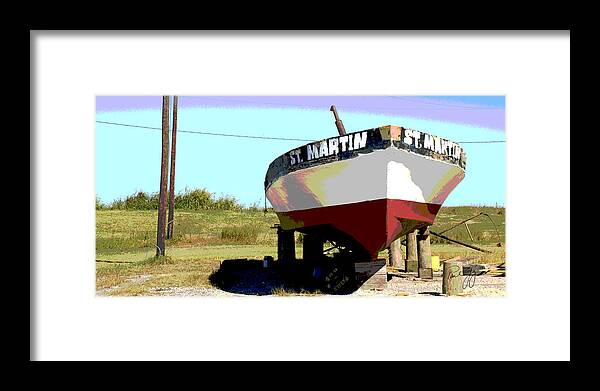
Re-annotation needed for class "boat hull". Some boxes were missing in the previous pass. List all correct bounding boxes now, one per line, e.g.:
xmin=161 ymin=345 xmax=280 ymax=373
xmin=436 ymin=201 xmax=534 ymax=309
xmin=275 ymin=198 xmax=441 ymax=259
xmin=265 ymin=125 xmax=466 ymax=260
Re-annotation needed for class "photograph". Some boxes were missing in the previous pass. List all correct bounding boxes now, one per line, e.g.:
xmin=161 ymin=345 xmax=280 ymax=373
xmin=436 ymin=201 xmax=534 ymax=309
xmin=95 ymin=95 xmax=506 ymax=297
xmin=32 ymin=30 xmax=570 ymax=362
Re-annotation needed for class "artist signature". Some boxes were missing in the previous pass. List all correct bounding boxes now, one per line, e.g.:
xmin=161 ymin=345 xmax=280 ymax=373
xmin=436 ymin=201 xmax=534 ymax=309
xmin=462 ymin=267 xmax=477 ymax=289
xmin=448 ymin=264 xmax=477 ymax=289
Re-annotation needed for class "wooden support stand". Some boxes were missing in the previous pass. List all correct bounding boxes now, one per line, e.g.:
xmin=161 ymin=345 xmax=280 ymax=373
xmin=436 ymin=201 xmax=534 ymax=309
xmin=418 ymin=268 xmax=433 ymax=279
xmin=406 ymin=230 xmax=418 ymax=272
xmin=389 ymin=237 xmax=405 ymax=271
xmin=417 ymin=226 xmax=433 ymax=279
xmin=277 ymin=227 xmax=296 ymax=263
xmin=442 ymin=260 xmax=463 ymax=295
xmin=302 ymin=233 xmax=323 ymax=262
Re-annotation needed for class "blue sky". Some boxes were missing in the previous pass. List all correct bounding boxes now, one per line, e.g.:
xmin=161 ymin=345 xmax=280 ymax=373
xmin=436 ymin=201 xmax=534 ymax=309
xmin=96 ymin=96 xmax=505 ymax=207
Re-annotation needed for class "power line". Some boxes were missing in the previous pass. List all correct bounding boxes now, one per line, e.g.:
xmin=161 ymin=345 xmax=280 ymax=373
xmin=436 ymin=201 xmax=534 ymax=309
xmin=96 ymin=120 xmax=505 ymax=144
xmin=96 ymin=120 xmax=315 ymax=142
xmin=458 ymin=140 xmax=505 ymax=144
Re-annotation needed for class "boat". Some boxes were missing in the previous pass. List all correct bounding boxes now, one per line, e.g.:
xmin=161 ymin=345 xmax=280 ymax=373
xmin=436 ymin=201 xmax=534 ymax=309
xmin=264 ymin=125 xmax=466 ymax=261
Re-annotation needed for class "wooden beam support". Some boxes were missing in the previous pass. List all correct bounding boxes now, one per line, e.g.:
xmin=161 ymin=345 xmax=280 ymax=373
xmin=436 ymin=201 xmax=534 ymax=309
xmin=417 ymin=226 xmax=433 ymax=279
xmin=302 ymin=233 xmax=323 ymax=262
xmin=442 ymin=260 xmax=463 ymax=295
xmin=406 ymin=230 xmax=418 ymax=272
xmin=389 ymin=237 xmax=405 ymax=271
xmin=277 ymin=227 xmax=296 ymax=263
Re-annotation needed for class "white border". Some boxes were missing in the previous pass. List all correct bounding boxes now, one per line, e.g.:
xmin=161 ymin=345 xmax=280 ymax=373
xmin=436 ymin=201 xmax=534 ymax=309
xmin=32 ymin=32 xmax=570 ymax=361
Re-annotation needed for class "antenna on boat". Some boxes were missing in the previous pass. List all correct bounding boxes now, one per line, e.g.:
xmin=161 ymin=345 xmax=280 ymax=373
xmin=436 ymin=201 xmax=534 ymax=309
xmin=330 ymin=105 xmax=347 ymax=136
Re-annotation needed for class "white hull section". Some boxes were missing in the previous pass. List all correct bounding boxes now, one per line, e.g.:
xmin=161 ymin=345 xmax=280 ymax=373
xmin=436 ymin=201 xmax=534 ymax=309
xmin=267 ymin=147 xmax=465 ymax=213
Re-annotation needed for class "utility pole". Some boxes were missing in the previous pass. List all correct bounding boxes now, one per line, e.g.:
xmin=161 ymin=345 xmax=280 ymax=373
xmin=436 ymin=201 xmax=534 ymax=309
xmin=156 ymin=96 xmax=170 ymax=256
xmin=167 ymin=96 xmax=178 ymax=240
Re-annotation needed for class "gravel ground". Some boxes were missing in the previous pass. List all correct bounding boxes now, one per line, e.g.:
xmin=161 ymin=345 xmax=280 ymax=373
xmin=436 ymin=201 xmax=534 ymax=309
xmin=150 ymin=275 xmax=506 ymax=296
xmin=149 ymin=286 xmax=240 ymax=296
xmin=98 ymin=268 xmax=505 ymax=297
xmin=147 ymin=272 xmax=505 ymax=297
xmin=352 ymin=272 xmax=505 ymax=297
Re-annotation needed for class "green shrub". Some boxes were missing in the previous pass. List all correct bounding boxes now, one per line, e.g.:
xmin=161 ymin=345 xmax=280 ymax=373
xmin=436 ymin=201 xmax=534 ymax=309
xmin=175 ymin=188 xmax=214 ymax=210
xmin=212 ymin=195 xmax=242 ymax=211
xmin=123 ymin=191 xmax=159 ymax=210
xmin=246 ymin=201 xmax=262 ymax=212
xmin=101 ymin=188 xmax=249 ymax=211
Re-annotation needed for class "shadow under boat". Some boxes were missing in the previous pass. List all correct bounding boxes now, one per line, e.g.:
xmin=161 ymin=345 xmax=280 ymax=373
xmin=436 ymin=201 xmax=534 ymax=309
xmin=209 ymin=258 xmax=361 ymax=296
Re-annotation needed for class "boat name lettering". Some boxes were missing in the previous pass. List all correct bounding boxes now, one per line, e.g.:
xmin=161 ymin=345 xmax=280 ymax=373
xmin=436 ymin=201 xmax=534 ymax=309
xmin=288 ymin=131 xmax=369 ymax=165
xmin=402 ymin=128 xmax=463 ymax=160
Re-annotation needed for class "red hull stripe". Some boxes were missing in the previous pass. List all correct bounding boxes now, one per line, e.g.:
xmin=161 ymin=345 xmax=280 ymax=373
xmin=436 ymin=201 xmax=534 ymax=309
xmin=276 ymin=199 xmax=441 ymax=259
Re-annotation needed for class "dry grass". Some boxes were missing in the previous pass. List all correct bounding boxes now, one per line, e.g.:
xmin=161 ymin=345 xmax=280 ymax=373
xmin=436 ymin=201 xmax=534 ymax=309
xmin=96 ymin=209 xmax=279 ymax=253
xmin=96 ymin=256 xmax=222 ymax=296
xmin=430 ymin=244 xmax=505 ymax=265
xmin=96 ymin=206 xmax=506 ymax=296
xmin=270 ymin=287 xmax=323 ymax=296
xmin=220 ymin=225 xmax=261 ymax=244
xmin=96 ymin=272 xmax=130 ymax=290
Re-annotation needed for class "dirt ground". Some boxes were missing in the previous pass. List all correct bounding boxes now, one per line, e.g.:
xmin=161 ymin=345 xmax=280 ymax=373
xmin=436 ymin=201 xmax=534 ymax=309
xmin=97 ymin=263 xmax=505 ymax=297
xmin=353 ymin=272 xmax=505 ymax=297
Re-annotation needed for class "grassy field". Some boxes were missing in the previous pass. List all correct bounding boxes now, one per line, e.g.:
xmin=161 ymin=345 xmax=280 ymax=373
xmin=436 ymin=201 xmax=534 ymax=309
xmin=96 ymin=206 xmax=505 ymax=296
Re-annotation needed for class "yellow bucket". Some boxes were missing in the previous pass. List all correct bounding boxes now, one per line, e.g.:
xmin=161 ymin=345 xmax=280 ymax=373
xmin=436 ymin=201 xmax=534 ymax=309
xmin=431 ymin=256 xmax=440 ymax=272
